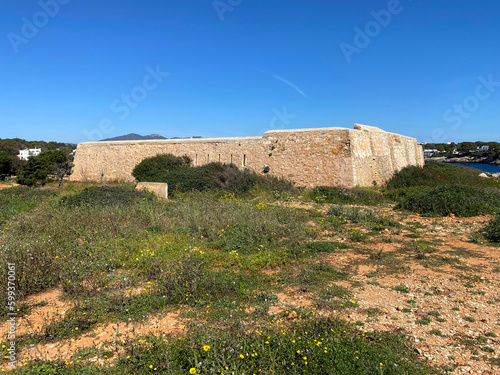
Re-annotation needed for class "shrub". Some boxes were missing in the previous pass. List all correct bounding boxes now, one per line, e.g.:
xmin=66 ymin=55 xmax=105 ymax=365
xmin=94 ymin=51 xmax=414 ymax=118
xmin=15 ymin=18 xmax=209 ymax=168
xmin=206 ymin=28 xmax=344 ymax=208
xmin=484 ymin=214 xmax=500 ymax=243
xmin=133 ymin=154 xmax=295 ymax=195
xmin=396 ymin=185 xmax=500 ymax=217
xmin=132 ymin=153 xmax=191 ymax=182
xmin=166 ymin=162 xmax=259 ymax=194
xmin=386 ymin=166 xmax=442 ymax=189
xmin=386 ymin=162 xmax=500 ymax=190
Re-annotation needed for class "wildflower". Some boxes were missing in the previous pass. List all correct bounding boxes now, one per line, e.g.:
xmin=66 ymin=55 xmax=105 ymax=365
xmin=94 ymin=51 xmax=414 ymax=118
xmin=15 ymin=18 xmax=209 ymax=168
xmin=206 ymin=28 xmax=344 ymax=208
xmin=75 ymin=327 xmax=78 ymax=330
xmin=239 ymin=354 xmax=245 ymax=359
xmin=203 ymin=345 xmax=210 ymax=351
xmin=189 ymin=368 xmax=196 ymax=374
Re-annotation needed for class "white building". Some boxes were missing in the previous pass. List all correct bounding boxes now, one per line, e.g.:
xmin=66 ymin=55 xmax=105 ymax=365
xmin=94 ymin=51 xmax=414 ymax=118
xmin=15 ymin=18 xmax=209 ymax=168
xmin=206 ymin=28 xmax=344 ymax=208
xmin=478 ymin=145 xmax=490 ymax=153
xmin=17 ymin=148 xmax=41 ymax=161
xmin=423 ymin=149 xmax=440 ymax=157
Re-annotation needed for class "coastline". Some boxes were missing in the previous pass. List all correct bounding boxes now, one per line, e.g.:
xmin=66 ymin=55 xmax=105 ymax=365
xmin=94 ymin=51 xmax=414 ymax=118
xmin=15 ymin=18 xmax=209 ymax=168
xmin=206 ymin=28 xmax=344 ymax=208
xmin=429 ymin=156 xmax=500 ymax=165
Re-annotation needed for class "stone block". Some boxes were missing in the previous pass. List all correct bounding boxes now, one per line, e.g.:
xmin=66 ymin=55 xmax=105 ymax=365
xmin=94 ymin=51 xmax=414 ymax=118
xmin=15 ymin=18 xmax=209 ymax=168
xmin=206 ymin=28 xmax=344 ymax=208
xmin=135 ymin=182 xmax=168 ymax=199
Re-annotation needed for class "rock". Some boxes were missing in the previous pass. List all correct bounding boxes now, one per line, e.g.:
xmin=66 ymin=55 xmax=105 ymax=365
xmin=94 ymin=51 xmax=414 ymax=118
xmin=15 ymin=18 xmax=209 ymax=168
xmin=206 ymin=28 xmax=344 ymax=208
xmin=287 ymin=311 xmax=298 ymax=320
xmin=479 ymin=173 xmax=490 ymax=178
xmin=135 ymin=182 xmax=168 ymax=199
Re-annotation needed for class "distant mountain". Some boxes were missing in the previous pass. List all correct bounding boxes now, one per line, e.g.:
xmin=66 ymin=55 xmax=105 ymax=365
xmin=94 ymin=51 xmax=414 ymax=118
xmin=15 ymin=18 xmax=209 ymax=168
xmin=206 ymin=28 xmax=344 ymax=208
xmin=101 ymin=133 xmax=167 ymax=141
xmin=101 ymin=133 xmax=204 ymax=141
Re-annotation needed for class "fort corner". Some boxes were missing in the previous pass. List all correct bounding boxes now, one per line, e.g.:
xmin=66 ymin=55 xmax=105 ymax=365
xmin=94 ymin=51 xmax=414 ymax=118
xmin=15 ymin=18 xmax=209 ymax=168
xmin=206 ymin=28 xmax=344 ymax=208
xmin=70 ymin=124 xmax=424 ymax=188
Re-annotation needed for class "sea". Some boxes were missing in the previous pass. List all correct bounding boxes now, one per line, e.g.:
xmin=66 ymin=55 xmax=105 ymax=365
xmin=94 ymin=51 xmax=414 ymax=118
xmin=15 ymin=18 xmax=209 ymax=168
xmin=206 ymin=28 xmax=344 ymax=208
xmin=450 ymin=162 xmax=500 ymax=173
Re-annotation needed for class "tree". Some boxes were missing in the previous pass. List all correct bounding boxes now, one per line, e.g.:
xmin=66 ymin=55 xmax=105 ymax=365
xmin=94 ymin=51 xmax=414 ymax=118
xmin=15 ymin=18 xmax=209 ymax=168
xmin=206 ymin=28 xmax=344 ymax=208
xmin=457 ymin=142 xmax=475 ymax=154
xmin=16 ymin=150 xmax=72 ymax=187
xmin=0 ymin=151 xmax=13 ymax=180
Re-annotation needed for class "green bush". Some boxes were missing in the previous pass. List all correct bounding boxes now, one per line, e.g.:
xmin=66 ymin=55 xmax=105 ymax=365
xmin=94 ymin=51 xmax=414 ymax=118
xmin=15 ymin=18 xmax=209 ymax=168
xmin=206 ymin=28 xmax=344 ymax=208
xmin=386 ymin=166 xmax=442 ymax=189
xmin=133 ymin=153 xmax=295 ymax=195
xmin=484 ymin=214 xmax=500 ymax=242
xmin=132 ymin=154 xmax=191 ymax=182
xmin=396 ymin=185 xmax=500 ymax=217
xmin=386 ymin=162 xmax=500 ymax=190
xmin=165 ymin=162 xmax=258 ymax=194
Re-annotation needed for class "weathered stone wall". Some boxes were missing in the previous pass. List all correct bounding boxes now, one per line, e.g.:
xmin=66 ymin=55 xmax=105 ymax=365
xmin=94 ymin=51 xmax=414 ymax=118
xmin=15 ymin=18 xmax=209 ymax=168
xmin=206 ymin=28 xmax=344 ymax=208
xmin=70 ymin=124 xmax=424 ymax=188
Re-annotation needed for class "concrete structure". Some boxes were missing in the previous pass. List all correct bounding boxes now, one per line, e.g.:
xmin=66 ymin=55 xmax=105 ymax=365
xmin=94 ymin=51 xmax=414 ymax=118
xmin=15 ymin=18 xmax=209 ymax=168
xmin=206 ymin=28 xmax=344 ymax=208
xmin=70 ymin=124 xmax=424 ymax=188
xmin=135 ymin=182 xmax=168 ymax=199
xmin=17 ymin=148 xmax=41 ymax=160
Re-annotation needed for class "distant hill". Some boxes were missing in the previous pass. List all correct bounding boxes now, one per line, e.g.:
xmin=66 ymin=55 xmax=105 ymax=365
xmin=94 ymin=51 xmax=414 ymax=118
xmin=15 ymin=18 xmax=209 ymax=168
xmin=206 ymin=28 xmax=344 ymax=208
xmin=101 ymin=133 xmax=167 ymax=141
xmin=101 ymin=133 xmax=203 ymax=141
xmin=0 ymin=138 xmax=75 ymax=156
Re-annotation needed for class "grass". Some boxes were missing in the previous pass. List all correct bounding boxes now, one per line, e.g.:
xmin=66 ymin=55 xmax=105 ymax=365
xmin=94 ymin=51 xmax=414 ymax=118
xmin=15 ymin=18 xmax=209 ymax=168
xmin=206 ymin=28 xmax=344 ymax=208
xmin=327 ymin=205 xmax=398 ymax=230
xmin=0 ymin=181 xmax=472 ymax=374
xmin=0 ymin=186 xmax=57 ymax=225
xmin=392 ymin=284 xmax=410 ymax=294
xmin=9 ymin=318 xmax=440 ymax=374
xmin=309 ymin=186 xmax=385 ymax=205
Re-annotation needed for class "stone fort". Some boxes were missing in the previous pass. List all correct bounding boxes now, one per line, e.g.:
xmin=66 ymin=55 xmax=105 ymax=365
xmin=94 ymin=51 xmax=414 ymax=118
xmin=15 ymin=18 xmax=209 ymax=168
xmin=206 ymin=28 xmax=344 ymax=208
xmin=70 ymin=124 xmax=424 ymax=188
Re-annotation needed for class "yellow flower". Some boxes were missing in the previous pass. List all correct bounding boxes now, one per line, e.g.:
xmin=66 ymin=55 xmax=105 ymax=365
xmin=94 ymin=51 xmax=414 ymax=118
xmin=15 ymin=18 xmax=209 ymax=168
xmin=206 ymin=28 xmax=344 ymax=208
xmin=75 ymin=327 xmax=78 ymax=331
xmin=203 ymin=345 xmax=210 ymax=351
xmin=239 ymin=354 xmax=245 ymax=359
xmin=189 ymin=368 xmax=196 ymax=374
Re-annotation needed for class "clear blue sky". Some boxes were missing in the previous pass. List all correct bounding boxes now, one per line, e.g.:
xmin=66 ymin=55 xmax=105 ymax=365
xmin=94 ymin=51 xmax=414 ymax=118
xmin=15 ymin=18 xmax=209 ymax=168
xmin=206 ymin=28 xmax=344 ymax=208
xmin=1 ymin=0 xmax=499 ymax=144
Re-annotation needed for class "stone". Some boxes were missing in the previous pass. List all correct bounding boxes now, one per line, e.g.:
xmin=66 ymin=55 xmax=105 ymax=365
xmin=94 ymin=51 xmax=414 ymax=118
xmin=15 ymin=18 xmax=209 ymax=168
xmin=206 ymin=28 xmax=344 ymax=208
xmin=135 ymin=182 xmax=168 ymax=199
xmin=70 ymin=124 xmax=424 ymax=188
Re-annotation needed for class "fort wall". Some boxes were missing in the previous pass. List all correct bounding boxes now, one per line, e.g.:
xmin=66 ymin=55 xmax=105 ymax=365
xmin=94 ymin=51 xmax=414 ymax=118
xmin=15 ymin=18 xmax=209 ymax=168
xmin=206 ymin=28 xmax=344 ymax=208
xmin=70 ymin=124 xmax=424 ymax=188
